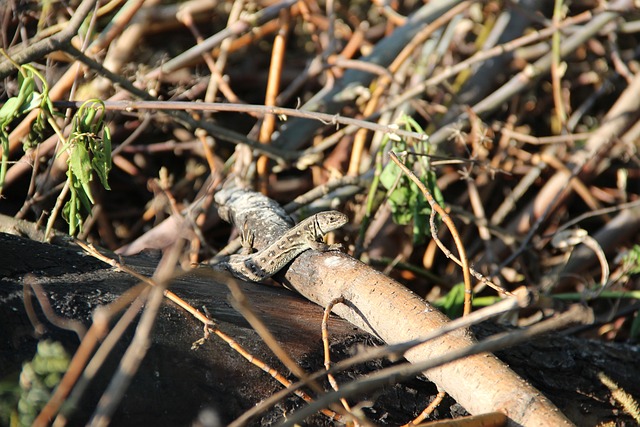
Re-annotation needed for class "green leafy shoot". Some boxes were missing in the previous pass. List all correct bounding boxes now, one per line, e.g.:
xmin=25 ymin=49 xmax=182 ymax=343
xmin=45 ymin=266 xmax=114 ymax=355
xmin=377 ymin=116 xmax=443 ymax=244
xmin=0 ymin=57 xmax=55 ymax=196
xmin=60 ymin=99 xmax=112 ymax=236
xmin=621 ymin=245 xmax=640 ymax=276
xmin=2 ymin=341 xmax=70 ymax=427
xmin=433 ymin=283 xmax=466 ymax=318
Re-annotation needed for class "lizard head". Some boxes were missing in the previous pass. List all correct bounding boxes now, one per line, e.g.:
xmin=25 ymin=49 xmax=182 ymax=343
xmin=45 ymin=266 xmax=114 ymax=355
xmin=316 ymin=210 xmax=348 ymax=234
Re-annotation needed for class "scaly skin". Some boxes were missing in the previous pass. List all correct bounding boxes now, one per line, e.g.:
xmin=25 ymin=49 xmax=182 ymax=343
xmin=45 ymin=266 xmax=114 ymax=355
xmin=218 ymin=210 xmax=348 ymax=281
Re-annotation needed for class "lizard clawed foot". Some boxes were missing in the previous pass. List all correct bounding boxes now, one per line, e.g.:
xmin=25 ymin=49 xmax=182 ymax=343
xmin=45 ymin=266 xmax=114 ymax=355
xmin=239 ymin=222 xmax=256 ymax=255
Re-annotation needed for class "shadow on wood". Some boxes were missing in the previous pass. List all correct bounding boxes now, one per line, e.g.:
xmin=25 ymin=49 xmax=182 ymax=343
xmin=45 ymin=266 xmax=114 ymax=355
xmin=0 ymin=232 xmax=446 ymax=426
xmin=1 ymin=232 xmax=638 ymax=425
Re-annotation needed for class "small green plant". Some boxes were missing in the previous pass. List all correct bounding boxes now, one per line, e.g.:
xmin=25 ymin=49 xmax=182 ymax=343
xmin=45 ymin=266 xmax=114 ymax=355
xmin=377 ymin=116 xmax=443 ymax=244
xmin=0 ymin=55 xmax=112 ymax=237
xmin=0 ymin=341 xmax=70 ymax=427
xmin=621 ymin=245 xmax=640 ymax=276
xmin=0 ymin=57 xmax=55 ymax=196
xmin=433 ymin=283 xmax=466 ymax=319
xmin=58 ymin=99 xmax=112 ymax=236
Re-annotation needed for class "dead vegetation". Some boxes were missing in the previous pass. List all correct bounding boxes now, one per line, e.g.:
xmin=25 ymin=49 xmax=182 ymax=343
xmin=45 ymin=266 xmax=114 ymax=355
xmin=1 ymin=0 xmax=640 ymax=426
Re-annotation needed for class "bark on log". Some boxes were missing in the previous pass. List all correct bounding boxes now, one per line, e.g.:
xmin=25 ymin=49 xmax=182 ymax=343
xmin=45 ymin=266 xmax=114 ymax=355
xmin=1 ymin=212 xmax=638 ymax=426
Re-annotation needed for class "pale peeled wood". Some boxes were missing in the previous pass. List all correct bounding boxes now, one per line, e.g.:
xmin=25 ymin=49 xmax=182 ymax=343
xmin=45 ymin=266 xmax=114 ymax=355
xmin=282 ymin=251 xmax=574 ymax=426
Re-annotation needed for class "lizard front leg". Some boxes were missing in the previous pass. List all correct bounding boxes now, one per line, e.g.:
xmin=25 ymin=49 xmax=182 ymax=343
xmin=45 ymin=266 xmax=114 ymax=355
xmin=305 ymin=235 xmax=343 ymax=252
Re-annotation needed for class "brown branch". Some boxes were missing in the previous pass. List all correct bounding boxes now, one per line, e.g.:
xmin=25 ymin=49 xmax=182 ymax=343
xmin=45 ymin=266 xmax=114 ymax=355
xmin=53 ymin=99 xmax=428 ymax=144
xmin=257 ymin=9 xmax=290 ymax=194
xmin=0 ymin=0 xmax=98 ymax=78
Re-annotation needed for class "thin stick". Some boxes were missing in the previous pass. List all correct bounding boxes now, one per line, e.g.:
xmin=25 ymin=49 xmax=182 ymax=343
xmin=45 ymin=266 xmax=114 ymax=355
xmin=389 ymin=151 xmax=474 ymax=315
xmin=143 ymin=0 xmax=299 ymax=80
xmin=178 ymin=6 xmax=240 ymax=105
xmin=257 ymin=9 xmax=289 ymax=194
xmin=0 ymin=0 xmax=99 ymax=79
xmin=346 ymin=2 xmax=468 ymax=176
xmin=386 ymin=10 xmax=595 ymax=114
xmin=54 ymin=100 xmax=429 ymax=144
xmin=322 ymin=297 xmax=352 ymax=413
xmin=76 ymin=241 xmax=342 ymax=421
xmin=402 ymin=390 xmax=446 ymax=426
xmin=550 ymin=0 xmax=567 ymax=130
xmin=230 ymin=293 xmax=529 ymax=426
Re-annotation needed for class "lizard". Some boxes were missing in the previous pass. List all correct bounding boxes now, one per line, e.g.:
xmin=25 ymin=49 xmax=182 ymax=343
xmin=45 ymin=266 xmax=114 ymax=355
xmin=216 ymin=210 xmax=348 ymax=282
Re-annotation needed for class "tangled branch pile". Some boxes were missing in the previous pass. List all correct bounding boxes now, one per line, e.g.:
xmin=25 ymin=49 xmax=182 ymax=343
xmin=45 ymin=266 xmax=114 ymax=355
xmin=1 ymin=0 xmax=640 ymax=425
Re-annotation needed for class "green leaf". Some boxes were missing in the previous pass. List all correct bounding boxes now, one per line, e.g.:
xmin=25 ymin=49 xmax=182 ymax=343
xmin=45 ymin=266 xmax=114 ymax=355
xmin=412 ymin=193 xmax=429 ymax=241
xmin=60 ymin=99 xmax=112 ymax=236
xmin=379 ymin=156 xmax=436 ymax=240
xmin=91 ymin=127 xmax=111 ymax=190
xmin=0 ymin=75 xmax=35 ymax=124
xmin=25 ymin=111 xmax=47 ymax=151
xmin=0 ymin=68 xmax=40 ymax=196
xmin=433 ymin=283 xmax=466 ymax=318
xmin=387 ymin=184 xmax=411 ymax=208
xmin=623 ymin=245 xmax=640 ymax=275
xmin=81 ymin=107 xmax=97 ymax=131
xmin=375 ymin=116 xmax=437 ymax=243
xmin=63 ymin=187 xmax=82 ymax=236
xmin=0 ymin=97 xmax=22 ymax=124
xmin=426 ymin=169 xmax=445 ymax=207
xmin=68 ymin=141 xmax=92 ymax=185
xmin=379 ymin=160 xmax=402 ymax=192
xmin=76 ymin=177 xmax=94 ymax=214
xmin=68 ymin=140 xmax=94 ymax=207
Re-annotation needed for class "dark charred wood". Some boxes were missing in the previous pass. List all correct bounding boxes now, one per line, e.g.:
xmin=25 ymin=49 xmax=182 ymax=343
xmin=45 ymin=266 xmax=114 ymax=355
xmin=0 ymin=232 xmax=638 ymax=426
xmin=0 ymin=232 xmax=449 ymax=426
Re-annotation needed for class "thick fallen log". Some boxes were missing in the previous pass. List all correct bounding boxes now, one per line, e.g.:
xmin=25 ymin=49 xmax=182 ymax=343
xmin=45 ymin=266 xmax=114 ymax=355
xmin=1 ymin=215 xmax=638 ymax=425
